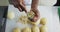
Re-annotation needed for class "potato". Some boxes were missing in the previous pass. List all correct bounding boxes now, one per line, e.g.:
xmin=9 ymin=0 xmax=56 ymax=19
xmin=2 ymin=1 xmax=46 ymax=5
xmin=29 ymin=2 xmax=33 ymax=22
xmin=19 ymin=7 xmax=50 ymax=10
xmin=40 ymin=18 xmax=47 ymax=25
xmin=13 ymin=28 xmax=21 ymax=32
xmin=27 ymin=11 xmax=40 ymax=25
xmin=22 ymin=27 xmax=31 ymax=32
xmin=32 ymin=26 xmax=40 ymax=32
xmin=7 ymin=11 xmax=15 ymax=19
xmin=27 ymin=11 xmax=35 ymax=19
xmin=40 ymin=25 xmax=47 ymax=32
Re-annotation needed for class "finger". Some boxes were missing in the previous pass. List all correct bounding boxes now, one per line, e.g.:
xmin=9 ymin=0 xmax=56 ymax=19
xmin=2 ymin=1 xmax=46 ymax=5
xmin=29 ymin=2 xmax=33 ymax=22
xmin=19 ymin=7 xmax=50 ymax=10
xmin=19 ymin=3 xmax=27 ymax=13
xmin=14 ymin=0 xmax=27 ymax=13
xmin=32 ymin=9 xmax=40 ymax=17
xmin=22 ymin=8 xmax=27 ymax=13
xmin=33 ymin=12 xmax=40 ymax=22
xmin=17 ymin=6 xmax=22 ymax=12
xmin=17 ymin=0 xmax=27 ymax=13
xmin=21 ymin=0 xmax=27 ymax=13
xmin=12 ymin=0 xmax=19 ymax=8
xmin=22 ymin=0 xmax=26 ymax=6
xmin=33 ymin=16 xmax=38 ymax=22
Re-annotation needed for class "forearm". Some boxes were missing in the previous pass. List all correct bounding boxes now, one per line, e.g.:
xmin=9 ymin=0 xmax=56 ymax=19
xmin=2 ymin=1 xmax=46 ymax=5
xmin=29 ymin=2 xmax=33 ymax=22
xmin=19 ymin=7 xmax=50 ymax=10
xmin=31 ymin=0 xmax=39 ymax=9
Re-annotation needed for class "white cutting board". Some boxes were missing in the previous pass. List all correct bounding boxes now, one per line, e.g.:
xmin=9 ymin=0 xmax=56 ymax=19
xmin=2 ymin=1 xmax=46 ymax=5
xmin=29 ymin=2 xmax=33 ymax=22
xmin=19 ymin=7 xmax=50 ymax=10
xmin=5 ymin=5 xmax=60 ymax=32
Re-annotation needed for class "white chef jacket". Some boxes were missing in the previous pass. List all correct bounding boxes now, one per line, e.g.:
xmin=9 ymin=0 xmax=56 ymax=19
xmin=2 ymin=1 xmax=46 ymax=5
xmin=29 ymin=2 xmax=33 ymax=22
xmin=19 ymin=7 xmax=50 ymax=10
xmin=0 ymin=0 xmax=57 ymax=6
xmin=24 ymin=0 xmax=57 ymax=6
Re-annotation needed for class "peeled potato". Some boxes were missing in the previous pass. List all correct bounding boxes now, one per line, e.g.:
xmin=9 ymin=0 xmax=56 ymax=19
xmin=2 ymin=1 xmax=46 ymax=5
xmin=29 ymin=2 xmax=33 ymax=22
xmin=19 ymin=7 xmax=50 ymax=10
xmin=13 ymin=28 xmax=21 ymax=32
xmin=40 ymin=25 xmax=47 ymax=32
xmin=22 ymin=27 xmax=31 ymax=32
xmin=40 ymin=18 xmax=47 ymax=25
xmin=27 ymin=11 xmax=35 ymax=19
xmin=32 ymin=26 xmax=40 ymax=32
xmin=7 ymin=11 xmax=15 ymax=19
xmin=27 ymin=11 xmax=40 ymax=25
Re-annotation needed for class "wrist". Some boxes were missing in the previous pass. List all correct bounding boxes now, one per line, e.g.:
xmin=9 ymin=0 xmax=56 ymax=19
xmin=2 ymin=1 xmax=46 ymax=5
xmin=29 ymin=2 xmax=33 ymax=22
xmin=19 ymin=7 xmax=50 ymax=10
xmin=31 ymin=8 xmax=38 ymax=11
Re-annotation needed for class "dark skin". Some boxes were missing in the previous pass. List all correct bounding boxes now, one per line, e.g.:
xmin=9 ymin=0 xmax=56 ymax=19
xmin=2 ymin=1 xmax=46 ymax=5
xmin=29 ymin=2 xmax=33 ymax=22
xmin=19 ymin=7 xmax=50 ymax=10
xmin=12 ymin=0 xmax=40 ymax=22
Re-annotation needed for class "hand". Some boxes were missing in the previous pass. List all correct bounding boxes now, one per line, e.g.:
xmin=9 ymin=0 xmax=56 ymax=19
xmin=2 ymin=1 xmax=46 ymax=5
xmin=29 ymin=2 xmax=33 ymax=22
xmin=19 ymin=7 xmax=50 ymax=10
xmin=30 ymin=8 xmax=40 ymax=22
xmin=12 ymin=0 xmax=27 ymax=13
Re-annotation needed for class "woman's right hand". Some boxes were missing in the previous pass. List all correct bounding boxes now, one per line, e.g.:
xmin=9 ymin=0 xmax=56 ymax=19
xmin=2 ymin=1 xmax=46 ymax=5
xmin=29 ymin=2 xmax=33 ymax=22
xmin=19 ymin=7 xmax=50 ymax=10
xmin=30 ymin=8 xmax=40 ymax=22
xmin=12 ymin=0 xmax=27 ymax=13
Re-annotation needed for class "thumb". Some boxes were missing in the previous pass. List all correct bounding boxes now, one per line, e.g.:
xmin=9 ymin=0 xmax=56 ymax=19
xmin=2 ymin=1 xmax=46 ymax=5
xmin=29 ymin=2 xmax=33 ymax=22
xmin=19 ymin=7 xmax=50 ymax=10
xmin=18 ymin=7 xmax=22 ymax=12
xmin=33 ymin=16 xmax=38 ymax=22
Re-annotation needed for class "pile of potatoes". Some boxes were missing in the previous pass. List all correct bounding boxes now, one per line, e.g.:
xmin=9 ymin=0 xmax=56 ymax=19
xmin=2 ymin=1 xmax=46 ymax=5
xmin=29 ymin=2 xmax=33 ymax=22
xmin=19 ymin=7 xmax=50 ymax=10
xmin=7 ymin=11 xmax=47 ymax=32
xmin=13 ymin=18 xmax=47 ymax=32
xmin=13 ymin=26 xmax=40 ymax=32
